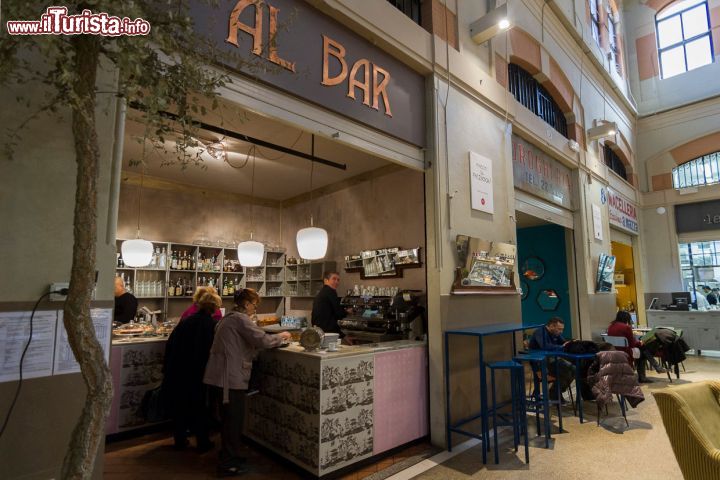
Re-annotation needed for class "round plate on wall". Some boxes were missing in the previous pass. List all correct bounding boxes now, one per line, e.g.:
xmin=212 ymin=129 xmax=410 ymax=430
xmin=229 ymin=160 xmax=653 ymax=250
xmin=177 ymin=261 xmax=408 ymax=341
xmin=521 ymin=256 xmax=545 ymax=281
xmin=521 ymin=280 xmax=530 ymax=301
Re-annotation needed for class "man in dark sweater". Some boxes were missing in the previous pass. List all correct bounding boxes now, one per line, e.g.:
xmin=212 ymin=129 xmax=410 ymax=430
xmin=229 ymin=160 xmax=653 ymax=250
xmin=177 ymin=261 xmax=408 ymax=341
xmin=114 ymin=276 xmax=138 ymax=324
xmin=311 ymin=271 xmax=349 ymax=336
xmin=529 ymin=316 xmax=575 ymax=399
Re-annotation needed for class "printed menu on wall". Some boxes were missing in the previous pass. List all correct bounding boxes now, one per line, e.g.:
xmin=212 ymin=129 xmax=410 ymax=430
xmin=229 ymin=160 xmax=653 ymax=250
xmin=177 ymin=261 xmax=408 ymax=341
xmin=54 ymin=308 xmax=113 ymax=375
xmin=0 ymin=310 xmax=57 ymax=382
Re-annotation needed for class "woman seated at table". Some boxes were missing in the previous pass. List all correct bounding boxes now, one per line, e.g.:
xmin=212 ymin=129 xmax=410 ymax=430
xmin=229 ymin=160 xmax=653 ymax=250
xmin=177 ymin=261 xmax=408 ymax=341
xmin=607 ymin=310 xmax=665 ymax=383
xmin=529 ymin=317 xmax=575 ymax=400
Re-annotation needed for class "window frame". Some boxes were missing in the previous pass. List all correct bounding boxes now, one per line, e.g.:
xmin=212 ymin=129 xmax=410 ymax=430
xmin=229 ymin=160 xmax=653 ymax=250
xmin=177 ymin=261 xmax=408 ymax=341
xmin=655 ymin=0 xmax=714 ymax=79
xmin=672 ymin=150 xmax=720 ymax=189
xmin=507 ymin=63 xmax=569 ymax=138
xmin=589 ymin=0 xmax=601 ymax=45
xmin=603 ymin=144 xmax=628 ymax=181
xmin=606 ymin=4 xmax=621 ymax=75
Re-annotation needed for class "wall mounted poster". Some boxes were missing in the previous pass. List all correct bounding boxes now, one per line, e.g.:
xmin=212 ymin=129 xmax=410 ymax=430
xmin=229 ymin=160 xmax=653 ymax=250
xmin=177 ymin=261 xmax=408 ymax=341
xmin=469 ymin=152 xmax=494 ymax=214
xmin=592 ymin=204 xmax=603 ymax=241
xmin=453 ymin=235 xmax=517 ymax=294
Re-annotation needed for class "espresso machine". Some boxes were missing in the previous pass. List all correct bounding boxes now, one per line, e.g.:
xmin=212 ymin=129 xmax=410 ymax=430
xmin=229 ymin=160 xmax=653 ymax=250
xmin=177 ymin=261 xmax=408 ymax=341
xmin=339 ymin=290 xmax=425 ymax=344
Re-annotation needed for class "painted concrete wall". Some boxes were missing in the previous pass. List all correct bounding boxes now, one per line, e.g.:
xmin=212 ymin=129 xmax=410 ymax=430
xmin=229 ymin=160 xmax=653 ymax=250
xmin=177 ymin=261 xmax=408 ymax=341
xmin=0 ymin=65 xmax=118 ymax=478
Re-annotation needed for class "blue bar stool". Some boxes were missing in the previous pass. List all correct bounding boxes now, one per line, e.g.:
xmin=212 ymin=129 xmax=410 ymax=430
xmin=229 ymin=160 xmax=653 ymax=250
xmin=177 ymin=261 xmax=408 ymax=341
xmin=513 ymin=353 xmax=561 ymax=448
xmin=487 ymin=361 xmax=529 ymax=464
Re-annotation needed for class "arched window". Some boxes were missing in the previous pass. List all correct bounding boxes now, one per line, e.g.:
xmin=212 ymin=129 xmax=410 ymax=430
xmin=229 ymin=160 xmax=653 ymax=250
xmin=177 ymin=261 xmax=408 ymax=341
xmin=672 ymin=151 xmax=720 ymax=188
xmin=656 ymin=0 xmax=713 ymax=79
xmin=507 ymin=63 xmax=568 ymax=137
xmin=603 ymin=144 xmax=627 ymax=180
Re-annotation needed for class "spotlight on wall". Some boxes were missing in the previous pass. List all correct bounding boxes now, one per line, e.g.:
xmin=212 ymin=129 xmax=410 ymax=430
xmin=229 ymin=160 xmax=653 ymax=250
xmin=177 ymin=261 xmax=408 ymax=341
xmin=656 ymin=206 xmax=667 ymax=215
xmin=586 ymin=121 xmax=617 ymax=142
xmin=470 ymin=3 xmax=510 ymax=45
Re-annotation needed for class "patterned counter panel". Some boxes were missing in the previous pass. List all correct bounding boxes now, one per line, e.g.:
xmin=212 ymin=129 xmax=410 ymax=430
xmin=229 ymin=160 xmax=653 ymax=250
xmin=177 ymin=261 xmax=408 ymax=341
xmin=247 ymin=351 xmax=375 ymax=476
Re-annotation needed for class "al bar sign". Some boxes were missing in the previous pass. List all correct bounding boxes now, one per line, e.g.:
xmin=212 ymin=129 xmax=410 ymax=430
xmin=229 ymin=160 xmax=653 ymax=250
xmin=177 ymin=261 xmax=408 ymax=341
xmin=189 ymin=0 xmax=426 ymax=147
xmin=676 ymin=199 xmax=720 ymax=233
xmin=605 ymin=188 xmax=639 ymax=234
xmin=511 ymin=135 xmax=573 ymax=209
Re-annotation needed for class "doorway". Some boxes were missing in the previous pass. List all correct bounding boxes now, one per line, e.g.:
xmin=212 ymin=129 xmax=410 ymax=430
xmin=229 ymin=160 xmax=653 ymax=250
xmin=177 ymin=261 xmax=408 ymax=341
xmin=516 ymin=211 xmax=573 ymax=338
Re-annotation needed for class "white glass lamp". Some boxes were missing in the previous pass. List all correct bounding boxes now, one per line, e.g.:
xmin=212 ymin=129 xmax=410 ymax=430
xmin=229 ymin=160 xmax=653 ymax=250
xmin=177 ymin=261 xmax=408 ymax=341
xmin=121 ymin=238 xmax=154 ymax=267
xmin=237 ymin=236 xmax=264 ymax=267
xmin=297 ymin=218 xmax=328 ymax=260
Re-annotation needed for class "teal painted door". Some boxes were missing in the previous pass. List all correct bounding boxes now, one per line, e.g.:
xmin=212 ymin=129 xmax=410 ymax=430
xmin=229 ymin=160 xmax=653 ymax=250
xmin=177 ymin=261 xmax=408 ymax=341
xmin=517 ymin=224 xmax=573 ymax=338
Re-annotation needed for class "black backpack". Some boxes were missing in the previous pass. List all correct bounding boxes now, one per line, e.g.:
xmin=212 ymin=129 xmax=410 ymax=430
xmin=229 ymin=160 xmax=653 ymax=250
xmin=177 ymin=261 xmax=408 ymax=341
xmin=563 ymin=340 xmax=600 ymax=354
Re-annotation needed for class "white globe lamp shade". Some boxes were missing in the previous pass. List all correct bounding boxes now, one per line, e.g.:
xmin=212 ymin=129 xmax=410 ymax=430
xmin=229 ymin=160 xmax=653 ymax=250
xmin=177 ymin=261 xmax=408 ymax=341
xmin=237 ymin=240 xmax=264 ymax=267
xmin=297 ymin=227 xmax=328 ymax=260
xmin=121 ymin=239 xmax=154 ymax=267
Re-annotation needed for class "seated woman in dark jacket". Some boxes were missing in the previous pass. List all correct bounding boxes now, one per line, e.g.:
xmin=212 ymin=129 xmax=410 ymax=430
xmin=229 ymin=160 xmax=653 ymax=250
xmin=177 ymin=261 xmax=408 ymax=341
xmin=162 ymin=289 xmax=221 ymax=451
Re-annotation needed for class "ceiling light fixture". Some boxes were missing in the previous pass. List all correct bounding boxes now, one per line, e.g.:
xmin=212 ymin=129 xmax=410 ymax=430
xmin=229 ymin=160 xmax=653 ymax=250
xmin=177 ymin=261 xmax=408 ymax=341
xmin=470 ymin=3 xmax=511 ymax=45
xmin=237 ymin=147 xmax=264 ymax=267
xmin=296 ymin=135 xmax=328 ymax=260
xmin=586 ymin=121 xmax=617 ymax=142
xmin=121 ymin=168 xmax=154 ymax=267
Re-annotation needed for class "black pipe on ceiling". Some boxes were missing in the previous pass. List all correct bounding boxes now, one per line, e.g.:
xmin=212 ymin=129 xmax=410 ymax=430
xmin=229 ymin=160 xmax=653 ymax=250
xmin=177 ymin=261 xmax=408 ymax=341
xmin=128 ymin=101 xmax=347 ymax=171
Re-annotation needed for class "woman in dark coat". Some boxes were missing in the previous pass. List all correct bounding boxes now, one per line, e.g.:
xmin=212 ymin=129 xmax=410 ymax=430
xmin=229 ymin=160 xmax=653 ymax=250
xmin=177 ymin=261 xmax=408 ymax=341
xmin=162 ymin=289 xmax=221 ymax=451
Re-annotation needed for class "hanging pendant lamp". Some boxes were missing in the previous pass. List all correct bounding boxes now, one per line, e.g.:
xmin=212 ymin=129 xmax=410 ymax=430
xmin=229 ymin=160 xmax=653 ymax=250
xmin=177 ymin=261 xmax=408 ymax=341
xmin=296 ymin=135 xmax=328 ymax=260
xmin=237 ymin=148 xmax=264 ymax=267
xmin=121 ymin=169 xmax=153 ymax=267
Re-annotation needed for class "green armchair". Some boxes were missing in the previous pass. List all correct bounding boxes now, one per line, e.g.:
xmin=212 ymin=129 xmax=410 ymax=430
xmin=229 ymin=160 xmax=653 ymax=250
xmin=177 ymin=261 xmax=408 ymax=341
xmin=653 ymin=380 xmax=720 ymax=480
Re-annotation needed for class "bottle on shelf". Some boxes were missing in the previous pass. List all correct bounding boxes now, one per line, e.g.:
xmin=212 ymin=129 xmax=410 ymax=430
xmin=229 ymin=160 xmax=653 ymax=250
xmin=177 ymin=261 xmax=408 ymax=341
xmin=168 ymin=280 xmax=175 ymax=297
xmin=222 ymin=279 xmax=229 ymax=296
xmin=159 ymin=247 xmax=167 ymax=269
xmin=171 ymin=250 xmax=178 ymax=269
xmin=180 ymin=251 xmax=188 ymax=270
xmin=174 ymin=279 xmax=182 ymax=297
xmin=185 ymin=280 xmax=193 ymax=297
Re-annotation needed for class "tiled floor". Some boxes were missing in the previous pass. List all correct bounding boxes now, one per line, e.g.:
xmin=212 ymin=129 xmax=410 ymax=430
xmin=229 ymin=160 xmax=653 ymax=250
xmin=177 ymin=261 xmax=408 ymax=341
xmin=104 ymin=430 xmax=432 ymax=479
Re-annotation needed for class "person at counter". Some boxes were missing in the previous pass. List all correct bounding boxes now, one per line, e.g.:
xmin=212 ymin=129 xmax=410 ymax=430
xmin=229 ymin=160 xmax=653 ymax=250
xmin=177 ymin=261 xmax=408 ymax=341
xmin=204 ymin=288 xmax=291 ymax=477
xmin=529 ymin=317 xmax=575 ymax=400
xmin=114 ymin=276 xmax=138 ymax=324
xmin=162 ymin=289 xmax=220 ymax=451
xmin=180 ymin=286 xmax=223 ymax=322
xmin=703 ymin=286 xmax=718 ymax=305
xmin=311 ymin=271 xmax=351 ymax=336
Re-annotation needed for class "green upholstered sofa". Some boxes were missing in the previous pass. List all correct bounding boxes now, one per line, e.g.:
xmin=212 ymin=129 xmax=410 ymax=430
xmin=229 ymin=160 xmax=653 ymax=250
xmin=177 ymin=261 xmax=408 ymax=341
xmin=653 ymin=380 xmax=720 ymax=480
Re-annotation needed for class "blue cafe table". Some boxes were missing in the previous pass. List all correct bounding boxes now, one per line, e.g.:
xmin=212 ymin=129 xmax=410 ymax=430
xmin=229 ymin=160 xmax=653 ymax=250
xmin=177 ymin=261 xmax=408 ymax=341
xmin=444 ymin=323 xmax=543 ymax=464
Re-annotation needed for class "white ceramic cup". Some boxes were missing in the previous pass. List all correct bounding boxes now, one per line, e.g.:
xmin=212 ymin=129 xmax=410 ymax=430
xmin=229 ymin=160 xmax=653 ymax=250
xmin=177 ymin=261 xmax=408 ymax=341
xmin=327 ymin=341 xmax=338 ymax=352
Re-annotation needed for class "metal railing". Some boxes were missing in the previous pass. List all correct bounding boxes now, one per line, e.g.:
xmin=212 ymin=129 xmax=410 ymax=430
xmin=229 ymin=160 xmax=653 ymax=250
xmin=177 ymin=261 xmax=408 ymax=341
xmin=508 ymin=63 xmax=568 ymax=137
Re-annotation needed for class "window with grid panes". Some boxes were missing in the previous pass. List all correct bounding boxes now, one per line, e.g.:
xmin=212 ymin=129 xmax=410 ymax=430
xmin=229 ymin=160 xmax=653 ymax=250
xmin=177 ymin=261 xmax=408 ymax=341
xmin=589 ymin=0 xmax=601 ymax=45
xmin=672 ymin=151 xmax=720 ymax=188
xmin=656 ymin=0 xmax=713 ymax=79
xmin=678 ymin=241 xmax=720 ymax=301
xmin=607 ymin=5 xmax=621 ymax=75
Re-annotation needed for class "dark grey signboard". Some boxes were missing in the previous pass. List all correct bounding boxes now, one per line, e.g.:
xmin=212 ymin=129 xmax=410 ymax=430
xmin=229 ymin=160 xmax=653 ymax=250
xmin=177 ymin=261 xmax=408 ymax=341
xmin=675 ymin=199 xmax=720 ymax=233
xmin=511 ymin=135 xmax=573 ymax=209
xmin=189 ymin=0 xmax=426 ymax=147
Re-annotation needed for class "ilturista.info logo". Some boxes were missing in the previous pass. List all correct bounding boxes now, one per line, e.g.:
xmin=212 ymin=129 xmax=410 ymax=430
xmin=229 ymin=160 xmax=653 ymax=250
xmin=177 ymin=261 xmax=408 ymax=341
xmin=5 ymin=6 xmax=151 ymax=36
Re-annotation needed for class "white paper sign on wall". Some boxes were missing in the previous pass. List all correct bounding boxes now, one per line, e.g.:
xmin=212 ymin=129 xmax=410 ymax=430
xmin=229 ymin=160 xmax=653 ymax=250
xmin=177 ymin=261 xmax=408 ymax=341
xmin=592 ymin=203 xmax=603 ymax=241
xmin=469 ymin=152 xmax=494 ymax=214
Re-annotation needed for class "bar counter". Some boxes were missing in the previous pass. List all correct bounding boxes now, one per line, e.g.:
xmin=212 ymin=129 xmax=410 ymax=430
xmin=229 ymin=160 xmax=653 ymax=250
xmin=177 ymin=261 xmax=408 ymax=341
xmin=646 ymin=309 xmax=720 ymax=353
xmin=245 ymin=340 xmax=428 ymax=476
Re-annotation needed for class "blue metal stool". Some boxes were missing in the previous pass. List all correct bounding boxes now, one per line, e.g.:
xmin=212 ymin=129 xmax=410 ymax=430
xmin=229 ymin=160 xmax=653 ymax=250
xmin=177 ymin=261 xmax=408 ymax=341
xmin=513 ymin=352 xmax=564 ymax=448
xmin=487 ymin=361 xmax=529 ymax=464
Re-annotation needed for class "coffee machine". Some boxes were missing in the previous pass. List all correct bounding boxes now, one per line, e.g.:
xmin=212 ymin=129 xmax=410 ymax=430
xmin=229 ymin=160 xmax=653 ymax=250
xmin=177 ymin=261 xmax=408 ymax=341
xmin=338 ymin=290 xmax=425 ymax=344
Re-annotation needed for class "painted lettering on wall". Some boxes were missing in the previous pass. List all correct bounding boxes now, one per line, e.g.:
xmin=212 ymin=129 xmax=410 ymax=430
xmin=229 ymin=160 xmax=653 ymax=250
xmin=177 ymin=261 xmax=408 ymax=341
xmin=704 ymin=214 xmax=720 ymax=225
xmin=511 ymin=135 xmax=573 ymax=209
xmin=226 ymin=0 xmax=296 ymax=72
xmin=321 ymin=35 xmax=392 ymax=117
xmin=605 ymin=188 xmax=639 ymax=234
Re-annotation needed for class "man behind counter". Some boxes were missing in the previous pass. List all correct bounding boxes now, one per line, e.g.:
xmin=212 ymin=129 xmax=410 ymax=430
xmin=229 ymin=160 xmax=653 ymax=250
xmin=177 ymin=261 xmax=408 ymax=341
xmin=311 ymin=271 xmax=351 ymax=336
xmin=114 ymin=276 xmax=138 ymax=324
